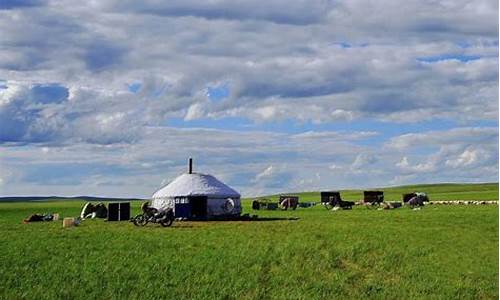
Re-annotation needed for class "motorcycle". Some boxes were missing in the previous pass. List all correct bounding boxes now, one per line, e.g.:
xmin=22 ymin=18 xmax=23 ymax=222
xmin=133 ymin=208 xmax=174 ymax=227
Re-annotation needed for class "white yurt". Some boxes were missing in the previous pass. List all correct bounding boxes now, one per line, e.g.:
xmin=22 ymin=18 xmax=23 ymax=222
xmin=151 ymin=158 xmax=241 ymax=219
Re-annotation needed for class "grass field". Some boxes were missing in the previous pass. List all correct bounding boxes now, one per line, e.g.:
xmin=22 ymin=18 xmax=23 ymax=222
xmin=0 ymin=184 xmax=498 ymax=299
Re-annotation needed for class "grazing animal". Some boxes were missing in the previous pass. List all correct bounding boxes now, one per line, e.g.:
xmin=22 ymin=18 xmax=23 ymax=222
xmin=379 ymin=202 xmax=402 ymax=210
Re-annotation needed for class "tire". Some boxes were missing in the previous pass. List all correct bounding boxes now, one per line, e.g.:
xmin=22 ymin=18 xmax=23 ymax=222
xmin=133 ymin=214 xmax=148 ymax=226
xmin=160 ymin=217 xmax=173 ymax=227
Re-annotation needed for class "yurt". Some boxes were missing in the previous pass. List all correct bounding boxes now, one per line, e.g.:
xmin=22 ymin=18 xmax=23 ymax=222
xmin=151 ymin=158 xmax=241 ymax=219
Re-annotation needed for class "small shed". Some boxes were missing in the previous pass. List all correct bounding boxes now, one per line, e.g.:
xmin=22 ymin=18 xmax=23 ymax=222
xmin=320 ymin=191 xmax=342 ymax=204
xmin=279 ymin=195 xmax=299 ymax=210
xmin=363 ymin=191 xmax=384 ymax=204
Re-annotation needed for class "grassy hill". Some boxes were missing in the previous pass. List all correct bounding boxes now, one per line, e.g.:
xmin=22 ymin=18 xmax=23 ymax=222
xmin=250 ymin=182 xmax=499 ymax=202
xmin=0 ymin=196 xmax=146 ymax=202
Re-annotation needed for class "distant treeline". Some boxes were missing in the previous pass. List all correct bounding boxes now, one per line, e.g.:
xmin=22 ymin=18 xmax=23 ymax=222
xmin=0 ymin=196 xmax=147 ymax=202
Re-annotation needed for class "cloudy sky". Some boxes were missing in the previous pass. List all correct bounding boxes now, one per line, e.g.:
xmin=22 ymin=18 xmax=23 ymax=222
xmin=0 ymin=0 xmax=498 ymax=197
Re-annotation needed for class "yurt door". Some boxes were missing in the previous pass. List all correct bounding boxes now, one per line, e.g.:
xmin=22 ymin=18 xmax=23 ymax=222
xmin=174 ymin=197 xmax=191 ymax=219
xmin=190 ymin=196 xmax=207 ymax=218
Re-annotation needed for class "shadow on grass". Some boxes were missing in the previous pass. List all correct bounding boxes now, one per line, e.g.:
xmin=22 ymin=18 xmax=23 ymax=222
xmin=124 ymin=218 xmax=301 ymax=230
xmin=183 ymin=216 xmax=300 ymax=222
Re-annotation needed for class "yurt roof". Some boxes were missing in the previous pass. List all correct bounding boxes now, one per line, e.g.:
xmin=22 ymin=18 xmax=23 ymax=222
xmin=152 ymin=172 xmax=240 ymax=199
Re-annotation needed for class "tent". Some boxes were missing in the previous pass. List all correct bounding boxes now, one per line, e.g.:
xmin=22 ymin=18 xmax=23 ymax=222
xmin=151 ymin=159 xmax=241 ymax=219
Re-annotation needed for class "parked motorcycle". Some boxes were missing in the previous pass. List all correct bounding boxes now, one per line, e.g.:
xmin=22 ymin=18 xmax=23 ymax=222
xmin=133 ymin=208 xmax=174 ymax=227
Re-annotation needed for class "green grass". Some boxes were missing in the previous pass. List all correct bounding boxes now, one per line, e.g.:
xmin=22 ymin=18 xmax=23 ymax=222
xmin=0 ymin=183 xmax=498 ymax=299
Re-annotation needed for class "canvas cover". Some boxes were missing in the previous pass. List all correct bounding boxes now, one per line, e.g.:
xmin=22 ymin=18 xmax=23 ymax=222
xmin=152 ymin=173 xmax=240 ymax=199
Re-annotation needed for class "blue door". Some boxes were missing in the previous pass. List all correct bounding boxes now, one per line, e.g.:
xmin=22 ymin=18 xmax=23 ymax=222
xmin=174 ymin=197 xmax=191 ymax=218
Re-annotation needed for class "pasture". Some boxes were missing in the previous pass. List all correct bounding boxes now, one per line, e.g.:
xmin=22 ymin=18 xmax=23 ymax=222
xmin=0 ymin=183 xmax=498 ymax=299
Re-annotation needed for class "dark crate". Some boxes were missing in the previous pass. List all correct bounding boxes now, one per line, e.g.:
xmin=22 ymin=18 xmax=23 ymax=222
xmin=252 ymin=200 xmax=260 ymax=210
xmin=108 ymin=203 xmax=119 ymax=221
xmin=120 ymin=202 xmax=130 ymax=220
xmin=320 ymin=191 xmax=341 ymax=203
xmin=107 ymin=202 xmax=130 ymax=221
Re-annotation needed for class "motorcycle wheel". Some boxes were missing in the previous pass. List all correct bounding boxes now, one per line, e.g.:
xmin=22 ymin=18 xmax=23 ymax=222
xmin=133 ymin=214 xmax=148 ymax=226
xmin=160 ymin=218 xmax=173 ymax=227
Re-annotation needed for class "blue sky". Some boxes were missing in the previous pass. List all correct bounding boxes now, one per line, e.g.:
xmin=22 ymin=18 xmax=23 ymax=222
xmin=0 ymin=0 xmax=498 ymax=197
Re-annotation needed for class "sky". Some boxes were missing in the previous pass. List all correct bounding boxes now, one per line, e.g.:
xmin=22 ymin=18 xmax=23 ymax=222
xmin=0 ymin=0 xmax=498 ymax=198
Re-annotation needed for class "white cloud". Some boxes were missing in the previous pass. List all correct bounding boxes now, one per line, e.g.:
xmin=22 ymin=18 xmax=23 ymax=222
xmin=445 ymin=149 xmax=478 ymax=168
xmin=445 ymin=147 xmax=492 ymax=168
xmin=0 ymin=125 xmax=497 ymax=197
xmin=254 ymin=165 xmax=275 ymax=182
xmin=329 ymin=164 xmax=342 ymax=170
xmin=396 ymin=156 xmax=436 ymax=173
xmin=387 ymin=127 xmax=498 ymax=150
xmin=351 ymin=153 xmax=378 ymax=170
xmin=291 ymin=131 xmax=378 ymax=141
xmin=0 ymin=1 xmax=497 ymax=196
xmin=184 ymin=102 xmax=206 ymax=121
xmin=0 ymin=1 xmax=497 ymax=131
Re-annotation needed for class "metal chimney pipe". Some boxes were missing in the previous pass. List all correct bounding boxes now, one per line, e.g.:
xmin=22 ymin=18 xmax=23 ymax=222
xmin=188 ymin=157 xmax=193 ymax=174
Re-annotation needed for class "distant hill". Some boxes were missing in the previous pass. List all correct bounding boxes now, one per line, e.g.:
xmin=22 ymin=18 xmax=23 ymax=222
xmin=0 ymin=196 xmax=147 ymax=202
xmin=249 ymin=182 xmax=499 ymax=202
xmin=2 ymin=182 xmax=498 ymax=203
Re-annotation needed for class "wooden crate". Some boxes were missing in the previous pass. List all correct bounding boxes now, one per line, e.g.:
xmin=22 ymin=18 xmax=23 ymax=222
xmin=63 ymin=217 xmax=74 ymax=228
